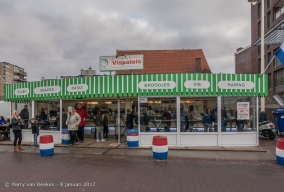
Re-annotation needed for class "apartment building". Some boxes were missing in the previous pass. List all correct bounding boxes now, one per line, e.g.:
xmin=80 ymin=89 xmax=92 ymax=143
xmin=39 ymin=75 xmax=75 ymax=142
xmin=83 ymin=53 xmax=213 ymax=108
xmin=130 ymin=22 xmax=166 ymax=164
xmin=0 ymin=62 xmax=27 ymax=99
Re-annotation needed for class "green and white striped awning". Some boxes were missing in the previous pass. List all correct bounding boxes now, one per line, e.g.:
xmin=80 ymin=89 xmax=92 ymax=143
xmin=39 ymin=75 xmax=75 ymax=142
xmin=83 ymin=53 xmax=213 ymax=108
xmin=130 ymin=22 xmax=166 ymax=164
xmin=4 ymin=73 xmax=268 ymax=102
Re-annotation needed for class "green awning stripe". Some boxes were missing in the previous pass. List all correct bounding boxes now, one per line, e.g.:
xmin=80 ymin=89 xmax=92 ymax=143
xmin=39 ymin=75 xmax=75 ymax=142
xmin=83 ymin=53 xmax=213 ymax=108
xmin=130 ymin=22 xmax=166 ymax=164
xmin=4 ymin=73 xmax=269 ymax=101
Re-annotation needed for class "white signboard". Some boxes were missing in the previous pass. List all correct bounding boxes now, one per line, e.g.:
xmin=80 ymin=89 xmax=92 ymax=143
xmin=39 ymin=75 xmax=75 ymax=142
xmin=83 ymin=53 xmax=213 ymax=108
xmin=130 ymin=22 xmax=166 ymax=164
xmin=237 ymin=102 xmax=250 ymax=120
xmin=140 ymin=97 xmax=148 ymax=104
xmin=218 ymin=81 xmax=255 ymax=89
xmin=138 ymin=81 xmax=176 ymax=90
xmin=34 ymin=86 xmax=61 ymax=94
xmin=67 ymin=84 xmax=88 ymax=92
xmin=100 ymin=54 xmax=144 ymax=71
xmin=184 ymin=80 xmax=210 ymax=89
xmin=14 ymin=88 xmax=29 ymax=96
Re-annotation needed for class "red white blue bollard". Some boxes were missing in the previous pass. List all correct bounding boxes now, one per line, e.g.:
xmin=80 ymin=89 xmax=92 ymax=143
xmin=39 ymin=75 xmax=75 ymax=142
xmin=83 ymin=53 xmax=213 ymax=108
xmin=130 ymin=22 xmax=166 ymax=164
xmin=127 ymin=129 xmax=139 ymax=147
xmin=152 ymin=136 xmax=168 ymax=160
xmin=39 ymin=135 xmax=54 ymax=156
xmin=276 ymin=138 xmax=284 ymax=165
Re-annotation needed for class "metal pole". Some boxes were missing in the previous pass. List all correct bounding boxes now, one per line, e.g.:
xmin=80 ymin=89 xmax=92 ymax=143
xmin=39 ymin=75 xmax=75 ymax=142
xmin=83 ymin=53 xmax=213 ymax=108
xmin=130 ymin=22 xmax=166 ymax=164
xmin=60 ymin=99 xmax=62 ymax=143
xmin=256 ymin=97 xmax=259 ymax=146
xmin=117 ymin=97 xmax=121 ymax=144
xmin=260 ymin=0 xmax=265 ymax=111
xmin=176 ymin=96 xmax=180 ymax=146
xmin=31 ymin=101 xmax=35 ymax=118
xmin=217 ymin=96 xmax=221 ymax=147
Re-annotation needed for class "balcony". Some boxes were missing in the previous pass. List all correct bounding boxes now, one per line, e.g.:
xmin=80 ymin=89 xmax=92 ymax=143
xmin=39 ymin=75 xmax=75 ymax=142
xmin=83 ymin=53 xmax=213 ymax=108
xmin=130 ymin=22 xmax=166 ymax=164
xmin=23 ymin=72 xmax=27 ymax=76
xmin=13 ymin=69 xmax=21 ymax=74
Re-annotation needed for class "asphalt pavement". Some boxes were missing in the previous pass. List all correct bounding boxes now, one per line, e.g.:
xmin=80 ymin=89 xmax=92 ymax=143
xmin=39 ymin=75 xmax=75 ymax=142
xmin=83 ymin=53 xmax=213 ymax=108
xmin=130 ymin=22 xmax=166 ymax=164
xmin=0 ymin=136 xmax=282 ymax=192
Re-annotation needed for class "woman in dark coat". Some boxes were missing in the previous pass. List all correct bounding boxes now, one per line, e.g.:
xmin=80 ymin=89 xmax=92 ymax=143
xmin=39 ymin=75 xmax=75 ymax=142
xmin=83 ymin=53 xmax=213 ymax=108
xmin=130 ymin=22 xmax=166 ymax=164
xmin=126 ymin=109 xmax=134 ymax=129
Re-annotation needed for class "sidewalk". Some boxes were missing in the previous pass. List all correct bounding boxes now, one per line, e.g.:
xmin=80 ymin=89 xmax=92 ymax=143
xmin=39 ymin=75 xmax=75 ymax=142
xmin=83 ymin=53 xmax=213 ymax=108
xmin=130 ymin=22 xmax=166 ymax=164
xmin=0 ymin=139 xmax=276 ymax=162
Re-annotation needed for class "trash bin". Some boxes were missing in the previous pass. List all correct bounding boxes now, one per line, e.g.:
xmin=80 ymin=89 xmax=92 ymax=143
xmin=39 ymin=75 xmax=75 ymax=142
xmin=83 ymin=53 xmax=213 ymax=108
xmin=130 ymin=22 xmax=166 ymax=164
xmin=152 ymin=136 xmax=168 ymax=160
xmin=127 ymin=129 xmax=138 ymax=147
xmin=61 ymin=129 xmax=70 ymax=145
xmin=273 ymin=109 xmax=284 ymax=135
xmin=39 ymin=135 xmax=54 ymax=156
xmin=276 ymin=138 xmax=284 ymax=165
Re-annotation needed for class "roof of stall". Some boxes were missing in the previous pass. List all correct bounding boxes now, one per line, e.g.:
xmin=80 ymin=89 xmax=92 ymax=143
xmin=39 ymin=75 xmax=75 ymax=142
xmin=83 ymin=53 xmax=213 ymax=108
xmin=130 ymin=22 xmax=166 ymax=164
xmin=4 ymin=73 xmax=268 ymax=102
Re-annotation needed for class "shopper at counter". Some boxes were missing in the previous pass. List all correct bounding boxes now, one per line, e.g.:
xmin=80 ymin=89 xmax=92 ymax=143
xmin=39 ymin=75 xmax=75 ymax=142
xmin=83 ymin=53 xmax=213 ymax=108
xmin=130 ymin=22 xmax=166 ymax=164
xmin=126 ymin=109 xmax=134 ymax=129
xmin=203 ymin=108 xmax=213 ymax=132
xmin=162 ymin=108 xmax=171 ymax=132
xmin=76 ymin=104 xmax=88 ymax=143
xmin=95 ymin=109 xmax=105 ymax=142
xmin=93 ymin=104 xmax=100 ymax=139
xmin=66 ymin=106 xmax=81 ymax=146
xmin=57 ymin=108 xmax=67 ymax=130
xmin=103 ymin=111 xmax=109 ymax=138
xmin=140 ymin=108 xmax=149 ymax=132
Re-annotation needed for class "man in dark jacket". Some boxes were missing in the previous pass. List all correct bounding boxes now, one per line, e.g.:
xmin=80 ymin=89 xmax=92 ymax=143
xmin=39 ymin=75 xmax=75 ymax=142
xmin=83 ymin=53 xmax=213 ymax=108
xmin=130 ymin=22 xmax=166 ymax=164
xmin=93 ymin=104 xmax=100 ymax=139
xmin=19 ymin=105 xmax=29 ymax=129
xmin=126 ymin=109 xmax=134 ymax=129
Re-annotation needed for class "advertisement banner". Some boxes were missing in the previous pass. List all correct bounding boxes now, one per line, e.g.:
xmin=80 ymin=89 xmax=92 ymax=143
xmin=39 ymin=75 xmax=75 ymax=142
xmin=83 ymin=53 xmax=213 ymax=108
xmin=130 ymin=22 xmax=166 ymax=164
xmin=237 ymin=102 xmax=250 ymax=120
xmin=100 ymin=54 xmax=144 ymax=71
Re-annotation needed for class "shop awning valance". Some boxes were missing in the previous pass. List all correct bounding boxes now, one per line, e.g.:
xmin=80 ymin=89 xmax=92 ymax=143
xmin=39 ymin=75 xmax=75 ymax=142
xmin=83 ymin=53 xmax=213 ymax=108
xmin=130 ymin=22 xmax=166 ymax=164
xmin=4 ymin=73 xmax=268 ymax=102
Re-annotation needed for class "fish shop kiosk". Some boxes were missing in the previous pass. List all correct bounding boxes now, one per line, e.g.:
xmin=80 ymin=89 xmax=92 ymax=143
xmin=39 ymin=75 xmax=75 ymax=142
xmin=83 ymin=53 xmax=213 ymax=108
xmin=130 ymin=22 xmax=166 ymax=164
xmin=4 ymin=55 xmax=268 ymax=147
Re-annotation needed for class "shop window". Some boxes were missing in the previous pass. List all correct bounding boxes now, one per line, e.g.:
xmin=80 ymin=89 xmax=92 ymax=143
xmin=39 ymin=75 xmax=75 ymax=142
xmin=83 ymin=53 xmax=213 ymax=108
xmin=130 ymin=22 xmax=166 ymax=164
xmin=258 ymin=3 xmax=261 ymax=19
xmin=139 ymin=97 xmax=177 ymax=132
xmin=35 ymin=100 xmax=60 ymax=131
xmin=180 ymin=97 xmax=217 ymax=132
xmin=221 ymin=97 xmax=257 ymax=132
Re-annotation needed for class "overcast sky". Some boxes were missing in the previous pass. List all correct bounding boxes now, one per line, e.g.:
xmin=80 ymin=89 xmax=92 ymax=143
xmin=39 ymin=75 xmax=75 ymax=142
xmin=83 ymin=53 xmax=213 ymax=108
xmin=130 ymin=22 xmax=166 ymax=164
xmin=0 ymin=0 xmax=251 ymax=81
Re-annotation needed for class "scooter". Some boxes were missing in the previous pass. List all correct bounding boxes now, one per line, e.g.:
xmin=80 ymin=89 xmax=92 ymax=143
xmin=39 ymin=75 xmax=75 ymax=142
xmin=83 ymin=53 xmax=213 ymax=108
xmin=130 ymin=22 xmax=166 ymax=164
xmin=259 ymin=121 xmax=276 ymax=140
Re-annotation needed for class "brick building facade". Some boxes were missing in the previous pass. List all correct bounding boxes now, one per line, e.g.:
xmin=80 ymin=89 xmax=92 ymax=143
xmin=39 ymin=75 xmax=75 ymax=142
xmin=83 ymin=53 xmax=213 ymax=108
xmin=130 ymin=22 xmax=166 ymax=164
xmin=116 ymin=49 xmax=211 ymax=75
xmin=235 ymin=0 xmax=284 ymax=119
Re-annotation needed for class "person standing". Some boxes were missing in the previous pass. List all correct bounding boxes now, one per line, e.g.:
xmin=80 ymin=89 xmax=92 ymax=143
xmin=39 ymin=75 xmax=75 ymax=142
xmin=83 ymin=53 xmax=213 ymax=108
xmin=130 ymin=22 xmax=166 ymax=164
xmin=103 ymin=111 xmax=109 ymax=138
xmin=19 ymin=104 xmax=29 ymax=128
xmin=93 ymin=104 xmax=100 ymax=139
xmin=162 ymin=108 xmax=171 ymax=132
xmin=11 ymin=110 xmax=24 ymax=152
xmin=66 ymin=106 xmax=81 ymax=146
xmin=57 ymin=108 xmax=67 ymax=130
xmin=95 ymin=109 xmax=105 ymax=142
xmin=126 ymin=109 xmax=134 ymax=130
xmin=203 ymin=108 xmax=213 ymax=132
xmin=76 ymin=104 xmax=88 ymax=143
xmin=30 ymin=118 xmax=39 ymax=148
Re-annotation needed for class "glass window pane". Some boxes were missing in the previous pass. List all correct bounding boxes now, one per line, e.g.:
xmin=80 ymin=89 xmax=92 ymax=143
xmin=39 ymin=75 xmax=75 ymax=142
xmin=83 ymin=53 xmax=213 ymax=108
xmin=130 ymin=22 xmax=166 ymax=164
xmin=139 ymin=97 xmax=176 ymax=132
xmin=221 ymin=97 xmax=257 ymax=132
xmin=180 ymin=97 xmax=217 ymax=132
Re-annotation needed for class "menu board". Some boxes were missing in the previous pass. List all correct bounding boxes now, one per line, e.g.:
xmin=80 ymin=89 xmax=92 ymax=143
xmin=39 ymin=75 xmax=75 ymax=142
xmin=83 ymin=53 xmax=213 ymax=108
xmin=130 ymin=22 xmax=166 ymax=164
xmin=237 ymin=102 xmax=250 ymax=120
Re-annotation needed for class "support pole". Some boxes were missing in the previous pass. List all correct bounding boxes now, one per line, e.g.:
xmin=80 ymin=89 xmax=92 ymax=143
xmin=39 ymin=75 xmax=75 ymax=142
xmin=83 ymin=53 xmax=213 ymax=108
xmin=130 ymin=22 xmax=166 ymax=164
xmin=117 ymin=97 xmax=121 ymax=144
xmin=60 ymin=99 xmax=62 ymax=143
xmin=260 ymin=0 xmax=265 ymax=111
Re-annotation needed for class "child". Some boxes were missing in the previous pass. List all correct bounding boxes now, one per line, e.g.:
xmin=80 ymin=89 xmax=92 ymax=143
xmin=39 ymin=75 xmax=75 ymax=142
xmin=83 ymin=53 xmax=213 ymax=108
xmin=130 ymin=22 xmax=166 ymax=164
xmin=103 ymin=111 xmax=109 ymax=138
xmin=31 ymin=118 xmax=39 ymax=148
xmin=95 ymin=110 xmax=105 ymax=142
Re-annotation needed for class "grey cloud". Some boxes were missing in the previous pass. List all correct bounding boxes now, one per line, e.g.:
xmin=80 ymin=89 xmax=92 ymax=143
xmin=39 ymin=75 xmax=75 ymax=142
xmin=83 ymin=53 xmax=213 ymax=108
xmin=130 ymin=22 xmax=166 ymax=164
xmin=0 ymin=0 xmax=251 ymax=81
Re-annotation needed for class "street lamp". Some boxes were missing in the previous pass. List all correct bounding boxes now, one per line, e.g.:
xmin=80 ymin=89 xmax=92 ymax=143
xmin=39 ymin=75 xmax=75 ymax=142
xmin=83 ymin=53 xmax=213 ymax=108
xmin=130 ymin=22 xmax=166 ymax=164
xmin=248 ymin=0 xmax=265 ymax=112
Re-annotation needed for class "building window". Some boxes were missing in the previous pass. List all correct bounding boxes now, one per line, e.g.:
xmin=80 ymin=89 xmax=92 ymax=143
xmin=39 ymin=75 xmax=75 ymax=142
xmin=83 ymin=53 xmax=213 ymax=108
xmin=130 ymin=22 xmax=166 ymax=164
xmin=276 ymin=6 xmax=284 ymax=19
xmin=258 ymin=3 xmax=261 ymax=19
xmin=267 ymin=0 xmax=271 ymax=8
xmin=268 ymin=73 xmax=271 ymax=89
xmin=267 ymin=11 xmax=271 ymax=28
xmin=258 ymin=59 xmax=261 ymax=73
xmin=274 ymin=69 xmax=284 ymax=87
xmin=258 ymin=21 xmax=261 ymax=37
xmin=258 ymin=46 xmax=261 ymax=55
xmin=267 ymin=52 xmax=272 ymax=69
xmin=274 ymin=48 xmax=281 ymax=67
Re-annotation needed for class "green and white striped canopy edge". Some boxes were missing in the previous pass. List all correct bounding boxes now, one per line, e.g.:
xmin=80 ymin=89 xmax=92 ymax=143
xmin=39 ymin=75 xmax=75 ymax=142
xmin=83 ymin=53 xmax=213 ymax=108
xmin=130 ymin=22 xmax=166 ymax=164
xmin=4 ymin=73 xmax=268 ymax=102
